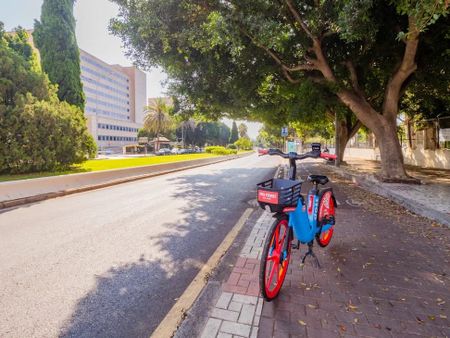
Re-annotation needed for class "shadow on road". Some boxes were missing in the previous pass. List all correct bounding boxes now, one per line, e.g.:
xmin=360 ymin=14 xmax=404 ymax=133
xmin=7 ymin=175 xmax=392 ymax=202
xmin=59 ymin=163 xmax=276 ymax=338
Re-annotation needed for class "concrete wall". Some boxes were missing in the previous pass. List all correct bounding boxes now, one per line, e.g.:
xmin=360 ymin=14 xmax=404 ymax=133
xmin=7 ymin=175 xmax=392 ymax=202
xmin=344 ymin=148 xmax=380 ymax=161
xmin=343 ymin=147 xmax=450 ymax=169
xmin=402 ymin=148 xmax=450 ymax=169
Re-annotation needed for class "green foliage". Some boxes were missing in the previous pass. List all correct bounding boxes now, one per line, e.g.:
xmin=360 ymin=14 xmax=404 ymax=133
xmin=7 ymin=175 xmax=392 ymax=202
xmin=0 ymin=29 xmax=50 ymax=107
xmin=111 ymin=0 xmax=449 ymax=176
xmin=227 ymin=143 xmax=237 ymax=149
xmin=234 ymin=137 xmax=253 ymax=150
xmin=178 ymin=121 xmax=230 ymax=146
xmin=205 ymin=146 xmax=237 ymax=155
xmin=0 ymin=93 xmax=96 ymax=174
xmin=0 ymin=22 xmax=95 ymax=174
xmin=229 ymin=121 xmax=239 ymax=143
xmin=33 ymin=0 xmax=85 ymax=109
xmin=256 ymin=124 xmax=284 ymax=148
xmin=144 ymin=98 xmax=173 ymax=135
xmin=111 ymin=0 xmax=449 ymax=119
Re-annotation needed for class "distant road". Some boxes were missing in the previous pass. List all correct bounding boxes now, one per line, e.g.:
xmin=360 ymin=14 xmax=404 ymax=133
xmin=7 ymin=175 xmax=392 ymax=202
xmin=0 ymin=154 xmax=278 ymax=338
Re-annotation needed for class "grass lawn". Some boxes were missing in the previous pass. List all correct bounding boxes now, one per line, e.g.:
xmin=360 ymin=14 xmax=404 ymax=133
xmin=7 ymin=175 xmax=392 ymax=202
xmin=0 ymin=153 xmax=222 ymax=182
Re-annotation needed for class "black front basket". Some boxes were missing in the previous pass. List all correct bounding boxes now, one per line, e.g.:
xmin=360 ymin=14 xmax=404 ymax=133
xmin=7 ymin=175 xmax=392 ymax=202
xmin=256 ymin=178 xmax=302 ymax=212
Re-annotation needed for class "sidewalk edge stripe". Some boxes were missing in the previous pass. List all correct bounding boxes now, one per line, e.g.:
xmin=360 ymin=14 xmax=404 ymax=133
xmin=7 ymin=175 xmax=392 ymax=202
xmin=151 ymin=207 xmax=254 ymax=338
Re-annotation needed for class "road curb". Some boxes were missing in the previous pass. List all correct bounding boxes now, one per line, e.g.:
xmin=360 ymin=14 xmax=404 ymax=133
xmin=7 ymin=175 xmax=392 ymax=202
xmin=151 ymin=208 xmax=254 ymax=338
xmin=0 ymin=153 xmax=253 ymax=210
xmin=327 ymin=164 xmax=450 ymax=227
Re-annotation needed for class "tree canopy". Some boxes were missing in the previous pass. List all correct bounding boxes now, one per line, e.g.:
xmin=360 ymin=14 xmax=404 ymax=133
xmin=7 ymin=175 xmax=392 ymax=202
xmin=111 ymin=0 xmax=450 ymax=179
xmin=34 ymin=0 xmax=85 ymax=109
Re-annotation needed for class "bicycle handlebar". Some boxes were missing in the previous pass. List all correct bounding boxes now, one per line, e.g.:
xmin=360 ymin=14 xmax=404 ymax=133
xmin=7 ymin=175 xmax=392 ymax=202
xmin=259 ymin=148 xmax=337 ymax=161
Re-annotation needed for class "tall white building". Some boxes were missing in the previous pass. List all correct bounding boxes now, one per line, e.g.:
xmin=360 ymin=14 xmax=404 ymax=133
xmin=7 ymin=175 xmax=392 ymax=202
xmin=80 ymin=49 xmax=147 ymax=152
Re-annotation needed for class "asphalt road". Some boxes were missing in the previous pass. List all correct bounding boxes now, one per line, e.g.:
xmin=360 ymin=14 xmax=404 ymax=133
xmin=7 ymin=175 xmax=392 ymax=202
xmin=0 ymin=154 xmax=279 ymax=338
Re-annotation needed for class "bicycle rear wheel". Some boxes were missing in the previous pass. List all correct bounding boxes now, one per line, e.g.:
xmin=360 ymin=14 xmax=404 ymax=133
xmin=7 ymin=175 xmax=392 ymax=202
xmin=316 ymin=190 xmax=335 ymax=247
xmin=260 ymin=216 xmax=292 ymax=301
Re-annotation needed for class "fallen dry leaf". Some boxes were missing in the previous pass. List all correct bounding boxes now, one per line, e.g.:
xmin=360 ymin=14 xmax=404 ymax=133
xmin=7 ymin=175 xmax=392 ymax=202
xmin=298 ymin=320 xmax=307 ymax=326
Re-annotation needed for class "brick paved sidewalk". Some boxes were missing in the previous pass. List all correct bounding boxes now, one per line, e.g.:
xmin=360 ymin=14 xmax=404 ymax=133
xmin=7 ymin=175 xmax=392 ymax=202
xmin=199 ymin=211 xmax=272 ymax=338
xmin=198 ymin=161 xmax=450 ymax=338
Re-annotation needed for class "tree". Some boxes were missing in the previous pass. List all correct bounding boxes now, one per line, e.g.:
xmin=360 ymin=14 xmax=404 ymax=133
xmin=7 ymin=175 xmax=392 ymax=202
xmin=33 ymin=0 xmax=85 ymax=109
xmin=0 ymin=28 xmax=50 ymax=107
xmin=257 ymin=124 xmax=284 ymax=148
xmin=179 ymin=118 xmax=196 ymax=147
xmin=238 ymin=123 xmax=248 ymax=138
xmin=143 ymin=98 xmax=173 ymax=151
xmin=229 ymin=121 xmax=239 ymax=143
xmin=256 ymin=77 xmax=360 ymax=162
xmin=0 ymin=26 xmax=95 ymax=173
xmin=235 ymin=137 xmax=253 ymax=150
xmin=111 ymin=0 xmax=449 ymax=180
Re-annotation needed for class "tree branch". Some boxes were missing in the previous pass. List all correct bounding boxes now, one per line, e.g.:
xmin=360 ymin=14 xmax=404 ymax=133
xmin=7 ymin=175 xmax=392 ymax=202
xmin=345 ymin=61 xmax=359 ymax=90
xmin=239 ymin=27 xmax=313 ymax=83
xmin=282 ymin=69 xmax=302 ymax=84
xmin=284 ymin=0 xmax=316 ymax=41
xmin=382 ymin=17 xmax=420 ymax=121
xmin=349 ymin=120 xmax=362 ymax=139
xmin=282 ymin=0 xmax=337 ymax=83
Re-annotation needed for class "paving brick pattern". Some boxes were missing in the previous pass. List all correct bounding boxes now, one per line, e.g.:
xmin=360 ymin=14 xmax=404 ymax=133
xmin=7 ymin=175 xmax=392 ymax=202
xmin=199 ymin=210 xmax=272 ymax=337
xmin=258 ymin=162 xmax=450 ymax=338
xmin=199 ymin=161 xmax=450 ymax=338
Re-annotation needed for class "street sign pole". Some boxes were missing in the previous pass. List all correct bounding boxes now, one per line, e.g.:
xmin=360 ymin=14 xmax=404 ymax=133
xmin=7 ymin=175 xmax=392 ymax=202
xmin=281 ymin=126 xmax=288 ymax=151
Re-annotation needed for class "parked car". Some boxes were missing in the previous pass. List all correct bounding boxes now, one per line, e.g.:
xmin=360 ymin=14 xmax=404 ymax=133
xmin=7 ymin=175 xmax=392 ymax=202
xmin=258 ymin=148 xmax=268 ymax=155
xmin=171 ymin=148 xmax=179 ymax=154
xmin=157 ymin=148 xmax=171 ymax=155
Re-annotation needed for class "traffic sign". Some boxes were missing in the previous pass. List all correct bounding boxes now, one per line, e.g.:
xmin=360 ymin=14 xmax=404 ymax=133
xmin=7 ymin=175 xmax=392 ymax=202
xmin=281 ymin=127 xmax=288 ymax=137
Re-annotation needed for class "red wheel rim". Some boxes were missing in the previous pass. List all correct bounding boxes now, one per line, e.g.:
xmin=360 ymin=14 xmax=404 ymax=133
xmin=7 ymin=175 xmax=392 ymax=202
xmin=264 ymin=219 xmax=290 ymax=299
xmin=318 ymin=191 xmax=335 ymax=246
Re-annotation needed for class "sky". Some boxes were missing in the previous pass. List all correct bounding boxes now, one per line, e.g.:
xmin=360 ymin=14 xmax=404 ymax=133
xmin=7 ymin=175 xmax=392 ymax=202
xmin=1 ymin=0 xmax=262 ymax=138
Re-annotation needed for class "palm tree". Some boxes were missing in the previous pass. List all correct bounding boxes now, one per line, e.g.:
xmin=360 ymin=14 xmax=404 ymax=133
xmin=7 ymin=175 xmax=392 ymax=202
xmin=144 ymin=98 xmax=172 ymax=151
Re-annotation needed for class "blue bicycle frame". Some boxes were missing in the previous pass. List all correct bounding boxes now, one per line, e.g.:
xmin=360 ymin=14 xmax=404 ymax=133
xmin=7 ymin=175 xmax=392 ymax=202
xmin=285 ymin=187 xmax=334 ymax=244
xmin=274 ymin=148 xmax=335 ymax=245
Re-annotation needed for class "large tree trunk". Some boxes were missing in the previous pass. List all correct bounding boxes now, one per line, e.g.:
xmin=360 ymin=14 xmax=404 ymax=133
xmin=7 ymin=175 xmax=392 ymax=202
xmin=337 ymin=117 xmax=361 ymax=164
xmin=329 ymin=109 xmax=361 ymax=164
xmin=337 ymin=124 xmax=348 ymax=163
xmin=335 ymin=92 xmax=409 ymax=180
xmin=372 ymin=119 xmax=408 ymax=180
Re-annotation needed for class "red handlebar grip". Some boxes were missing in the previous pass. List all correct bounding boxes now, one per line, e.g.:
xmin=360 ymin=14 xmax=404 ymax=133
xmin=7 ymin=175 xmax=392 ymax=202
xmin=320 ymin=153 xmax=337 ymax=160
xmin=258 ymin=149 xmax=269 ymax=155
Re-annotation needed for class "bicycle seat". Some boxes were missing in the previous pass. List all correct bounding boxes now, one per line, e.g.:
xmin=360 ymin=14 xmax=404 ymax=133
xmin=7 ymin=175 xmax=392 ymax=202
xmin=307 ymin=175 xmax=329 ymax=185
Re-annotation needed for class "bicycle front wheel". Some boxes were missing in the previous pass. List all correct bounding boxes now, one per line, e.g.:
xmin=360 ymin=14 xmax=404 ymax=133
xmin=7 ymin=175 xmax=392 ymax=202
xmin=259 ymin=216 xmax=292 ymax=301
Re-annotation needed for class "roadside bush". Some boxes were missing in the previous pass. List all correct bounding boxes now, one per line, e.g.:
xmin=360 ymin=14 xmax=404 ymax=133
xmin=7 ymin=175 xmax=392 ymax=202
xmin=0 ymin=27 xmax=96 ymax=174
xmin=205 ymin=146 xmax=237 ymax=155
xmin=227 ymin=144 xmax=237 ymax=149
xmin=0 ymin=94 xmax=96 ymax=174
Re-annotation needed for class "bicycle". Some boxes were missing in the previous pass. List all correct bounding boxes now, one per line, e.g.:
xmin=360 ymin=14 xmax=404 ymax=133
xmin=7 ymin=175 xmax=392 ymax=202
xmin=257 ymin=143 xmax=337 ymax=301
